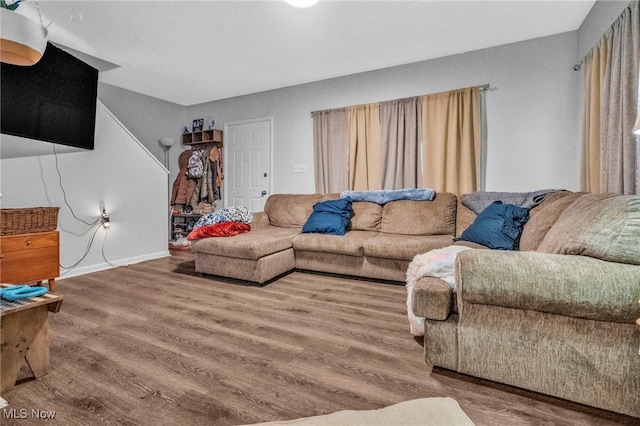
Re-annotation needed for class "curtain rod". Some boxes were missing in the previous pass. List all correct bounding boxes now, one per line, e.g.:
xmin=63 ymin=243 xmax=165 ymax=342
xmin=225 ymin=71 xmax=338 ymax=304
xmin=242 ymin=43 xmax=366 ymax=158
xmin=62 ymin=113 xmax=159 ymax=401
xmin=311 ymin=83 xmax=491 ymax=116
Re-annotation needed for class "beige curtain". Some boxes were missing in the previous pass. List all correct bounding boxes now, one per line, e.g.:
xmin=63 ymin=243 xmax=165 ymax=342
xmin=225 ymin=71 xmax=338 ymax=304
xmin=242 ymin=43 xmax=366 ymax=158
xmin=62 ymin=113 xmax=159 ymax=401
xmin=582 ymin=1 xmax=639 ymax=194
xmin=582 ymin=42 xmax=608 ymax=192
xmin=420 ymin=87 xmax=481 ymax=194
xmin=312 ymin=108 xmax=349 ymax=193
xmin=379 ymin=97 xmax=422 ymax=189
xmin=348 ymin=104 xmax=381 ymax=190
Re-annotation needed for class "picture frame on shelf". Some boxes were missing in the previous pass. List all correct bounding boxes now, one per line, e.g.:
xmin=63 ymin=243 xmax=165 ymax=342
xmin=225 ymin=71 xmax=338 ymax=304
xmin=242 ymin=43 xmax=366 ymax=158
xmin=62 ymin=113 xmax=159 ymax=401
xmin=192 ymin=118 xmax=204 ymax=132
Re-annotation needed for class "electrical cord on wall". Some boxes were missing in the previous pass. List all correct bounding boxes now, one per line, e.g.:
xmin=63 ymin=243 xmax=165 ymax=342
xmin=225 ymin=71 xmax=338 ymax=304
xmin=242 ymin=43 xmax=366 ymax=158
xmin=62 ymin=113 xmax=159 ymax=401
xmin=59 ymin=221 xmax=102 ymax=274
xmin=53 ymin=145 xmax=101 ymax=226
xmin=101 ymin=227 xmax=118 ymax=267
xmin=53 ymin=145 xmax=118 ymax=273
xmin=60 ymin=219 xmax=118 ymax=274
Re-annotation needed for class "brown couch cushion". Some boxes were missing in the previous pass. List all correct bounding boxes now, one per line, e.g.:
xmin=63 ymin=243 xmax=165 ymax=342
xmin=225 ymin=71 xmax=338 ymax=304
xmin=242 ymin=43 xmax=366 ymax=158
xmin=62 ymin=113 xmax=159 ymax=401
xmin=322 ymin=194 xmax=383 ymax=231
xmin=292 ymin=230 xmax=378 ymax=257
xmin=363 ymin=234 xmax=455 ymax=261
xmin=265 ymin=194 xmax=323 ymax=228
xmin=351 ymin=202 xmax=382 ymax=231
xmin=456 ymin=191 xmax=580 ymax=247
xmin=455 ymin=200 xmax=476 ymax=238
xmin=519 ymin=191 xmax=582 ymax=251
xmin=537 ymin=194 xmax=640 ymax=265
xmin=380 ymin=192 xmax=457 ymax=236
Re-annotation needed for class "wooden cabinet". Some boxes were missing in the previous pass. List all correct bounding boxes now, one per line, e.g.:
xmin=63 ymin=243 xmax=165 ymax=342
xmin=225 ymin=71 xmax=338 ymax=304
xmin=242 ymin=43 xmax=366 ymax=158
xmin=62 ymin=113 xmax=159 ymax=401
xmin=0 ymin=231 xmax=59 ymax=292
xmin=182 ymin=129 xmax=223 ymax=146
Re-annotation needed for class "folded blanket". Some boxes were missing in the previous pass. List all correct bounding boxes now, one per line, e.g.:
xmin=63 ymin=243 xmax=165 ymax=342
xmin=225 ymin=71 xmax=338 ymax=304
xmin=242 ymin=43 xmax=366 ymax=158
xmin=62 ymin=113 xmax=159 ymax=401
xmin=405 ymin=246 xmax=470 ymax=336
xmin=187 ymin=222 xmax=251 ymax=240
xmin=461 ymin=189 xmax=558 ymax=214
xmin=193 ymin=206 xmax=253 ymax=229
xmin=0 ymin=285 xmax=48 ymax=301
xmin=340 ymin=188 xmax=435 ymax=204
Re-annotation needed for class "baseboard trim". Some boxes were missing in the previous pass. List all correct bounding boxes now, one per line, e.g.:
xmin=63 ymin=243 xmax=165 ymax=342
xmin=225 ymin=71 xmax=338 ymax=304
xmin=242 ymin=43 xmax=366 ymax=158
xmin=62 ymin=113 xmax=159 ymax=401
xmin=59 ymin=250 xmax=171 ymax=280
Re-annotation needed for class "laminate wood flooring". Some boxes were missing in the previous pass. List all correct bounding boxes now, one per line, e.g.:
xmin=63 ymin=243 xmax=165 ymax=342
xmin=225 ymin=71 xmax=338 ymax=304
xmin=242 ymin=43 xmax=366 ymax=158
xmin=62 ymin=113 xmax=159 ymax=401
xmin=2 ymin=250 xmax=637 ymax=425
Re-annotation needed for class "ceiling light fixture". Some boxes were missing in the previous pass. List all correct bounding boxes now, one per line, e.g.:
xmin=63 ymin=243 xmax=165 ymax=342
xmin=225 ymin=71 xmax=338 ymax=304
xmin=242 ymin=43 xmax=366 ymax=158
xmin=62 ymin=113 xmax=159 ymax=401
xmin=284 ymin=0 xmax=318 ymax=8
xmin=0 ymin=0 xmax=48 ymax=66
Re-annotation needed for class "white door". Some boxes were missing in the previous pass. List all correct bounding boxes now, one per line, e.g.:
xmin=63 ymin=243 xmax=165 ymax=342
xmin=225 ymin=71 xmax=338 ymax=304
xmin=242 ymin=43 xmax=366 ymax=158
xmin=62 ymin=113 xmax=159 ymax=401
xmin=224 ymin=117 xmax=272 ymax=212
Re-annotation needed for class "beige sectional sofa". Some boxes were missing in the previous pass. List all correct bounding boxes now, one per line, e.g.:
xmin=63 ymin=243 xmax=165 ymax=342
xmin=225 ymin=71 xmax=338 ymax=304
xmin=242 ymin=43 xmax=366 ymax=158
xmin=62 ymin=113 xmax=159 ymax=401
xmin=191 ymin=192 xmax=457 ymax=283
xmin=413 ymin=191 xmax=640 ymax=418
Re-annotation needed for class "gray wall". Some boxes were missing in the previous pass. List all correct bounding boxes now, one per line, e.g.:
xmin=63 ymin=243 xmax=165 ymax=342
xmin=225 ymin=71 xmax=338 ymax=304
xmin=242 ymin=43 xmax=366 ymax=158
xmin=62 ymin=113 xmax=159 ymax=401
xmin=102 ymin=1 xmax=631 ymax=199
xmin=187 ymin=31 xmax=581 ymax=195
xmin=98 ymin=83 xmax=187 ymax=180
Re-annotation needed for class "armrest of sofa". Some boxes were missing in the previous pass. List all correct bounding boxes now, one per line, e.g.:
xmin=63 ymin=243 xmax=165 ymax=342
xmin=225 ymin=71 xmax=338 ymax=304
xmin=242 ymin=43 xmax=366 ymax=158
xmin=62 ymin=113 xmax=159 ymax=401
xmin=251 ymin=211 xmax=270 ymax=229
xmin=456 ymin=250 xmax=640 ymax=323
xmin=412 ymin=277 xmax=455 ymax=320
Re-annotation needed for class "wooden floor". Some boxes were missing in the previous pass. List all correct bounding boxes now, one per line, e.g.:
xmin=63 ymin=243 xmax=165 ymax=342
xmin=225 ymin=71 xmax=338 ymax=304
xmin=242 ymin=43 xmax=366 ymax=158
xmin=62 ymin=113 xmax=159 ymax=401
xmin=2 ymin=250 xmax=637 ymax=425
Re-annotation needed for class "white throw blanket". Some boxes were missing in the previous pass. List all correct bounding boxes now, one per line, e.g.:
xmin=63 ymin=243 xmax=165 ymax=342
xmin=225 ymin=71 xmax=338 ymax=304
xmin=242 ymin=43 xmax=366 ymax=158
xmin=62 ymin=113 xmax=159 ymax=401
xmin=405 ymin=246 xmax=471 ymax=336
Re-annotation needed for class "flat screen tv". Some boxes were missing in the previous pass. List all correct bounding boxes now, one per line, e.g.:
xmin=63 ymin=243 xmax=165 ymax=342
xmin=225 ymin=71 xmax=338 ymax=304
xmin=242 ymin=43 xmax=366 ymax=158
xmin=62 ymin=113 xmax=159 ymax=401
xmin=1 ymin=42 xmax=98 ymax=150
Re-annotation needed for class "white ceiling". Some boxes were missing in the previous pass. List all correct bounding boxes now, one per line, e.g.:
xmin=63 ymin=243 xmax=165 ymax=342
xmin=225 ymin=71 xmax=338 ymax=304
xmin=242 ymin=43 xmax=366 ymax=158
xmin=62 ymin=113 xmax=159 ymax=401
xmin=25 ymin=0 xmax=595 ymax=106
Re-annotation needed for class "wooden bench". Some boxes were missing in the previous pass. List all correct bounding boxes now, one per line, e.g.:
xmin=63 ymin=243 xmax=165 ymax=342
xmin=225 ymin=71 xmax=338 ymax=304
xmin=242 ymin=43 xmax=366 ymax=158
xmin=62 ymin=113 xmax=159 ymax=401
xmin=0 ymin=284 xmax=63 ymax=394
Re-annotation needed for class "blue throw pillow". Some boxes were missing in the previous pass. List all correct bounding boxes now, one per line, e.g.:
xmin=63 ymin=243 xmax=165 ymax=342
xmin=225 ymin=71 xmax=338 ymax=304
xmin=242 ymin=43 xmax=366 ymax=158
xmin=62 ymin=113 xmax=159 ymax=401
xmin=301 ymin=197 xmax=353 ymax=236
xmin=456 ymin=201 xmax=530 ymax=250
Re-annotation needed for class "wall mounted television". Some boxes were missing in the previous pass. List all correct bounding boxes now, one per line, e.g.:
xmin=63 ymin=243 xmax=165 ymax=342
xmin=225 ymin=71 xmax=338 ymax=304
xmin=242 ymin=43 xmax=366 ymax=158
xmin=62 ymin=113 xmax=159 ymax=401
xmin=1 ymin=43 xmax=99 ymax=150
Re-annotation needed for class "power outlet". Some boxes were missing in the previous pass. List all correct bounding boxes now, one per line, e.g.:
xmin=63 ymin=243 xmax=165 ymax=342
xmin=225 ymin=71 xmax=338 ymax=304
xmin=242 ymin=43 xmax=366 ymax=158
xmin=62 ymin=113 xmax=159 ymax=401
xmin=293 ymin=164 xmax=307 ymax=173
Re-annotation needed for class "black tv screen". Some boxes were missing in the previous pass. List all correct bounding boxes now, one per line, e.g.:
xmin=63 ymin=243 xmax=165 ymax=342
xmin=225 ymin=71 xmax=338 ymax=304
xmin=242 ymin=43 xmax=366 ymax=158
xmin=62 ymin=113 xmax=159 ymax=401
xmin=1 ymin=43 xmax=98 ymax=150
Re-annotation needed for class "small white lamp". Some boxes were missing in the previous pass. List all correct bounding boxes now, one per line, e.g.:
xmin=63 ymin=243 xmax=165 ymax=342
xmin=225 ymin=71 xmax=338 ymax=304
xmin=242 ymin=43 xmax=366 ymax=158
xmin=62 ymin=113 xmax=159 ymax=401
xmin=160 ymin=137 xmax=176 ymax=240
xmin=633 ymin=111 xmax=640 ymax=136
xmin=160 ymin=137 xmax=176 ymax=169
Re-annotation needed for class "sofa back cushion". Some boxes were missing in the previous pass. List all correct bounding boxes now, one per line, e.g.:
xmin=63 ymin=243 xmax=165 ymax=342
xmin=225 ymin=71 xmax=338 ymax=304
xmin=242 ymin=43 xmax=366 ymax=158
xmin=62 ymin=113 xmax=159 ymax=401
xmin=455 ymin=191 xmax=582 ymax=250
xmin=537 ymin=194 xmax=640 ymax=265
xmin=351 ymin=202 xmax=382 ymax=231
xmin=455 ymin=200 xmax=476 ymax=238
xmin=265 ymin=194 xmax=323 ymax=228
xmin=519 ymin=191 xmax=583 ymax=251
xmin=381 ymin=192 xmax=457 ymax=236
xmin=322 ymin=194 xmax=382 ymax=231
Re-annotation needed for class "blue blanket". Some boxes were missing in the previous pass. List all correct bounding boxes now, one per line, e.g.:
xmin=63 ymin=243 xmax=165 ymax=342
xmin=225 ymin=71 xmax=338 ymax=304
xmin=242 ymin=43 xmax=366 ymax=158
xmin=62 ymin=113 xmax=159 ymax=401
xmin=340 ymin=188 xmax=435 ymax=204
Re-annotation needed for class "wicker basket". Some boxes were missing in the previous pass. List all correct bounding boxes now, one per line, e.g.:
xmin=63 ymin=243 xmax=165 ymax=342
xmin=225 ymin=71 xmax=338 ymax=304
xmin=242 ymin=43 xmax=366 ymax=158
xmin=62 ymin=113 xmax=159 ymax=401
xmin=0 ymin=207 xmax=60 ymax=235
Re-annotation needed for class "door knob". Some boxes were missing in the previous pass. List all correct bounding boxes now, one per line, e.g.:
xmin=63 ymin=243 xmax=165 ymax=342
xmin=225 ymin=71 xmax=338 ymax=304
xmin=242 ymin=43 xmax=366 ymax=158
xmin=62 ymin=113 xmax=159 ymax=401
xmin=261 ymin=190 xmax=267 ymax=196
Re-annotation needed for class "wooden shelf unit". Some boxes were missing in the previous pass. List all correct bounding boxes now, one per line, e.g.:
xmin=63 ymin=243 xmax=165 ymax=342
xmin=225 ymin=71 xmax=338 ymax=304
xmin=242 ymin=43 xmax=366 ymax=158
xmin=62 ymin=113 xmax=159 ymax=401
xmin=182 ymin=129 xmax=223 ymax=146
